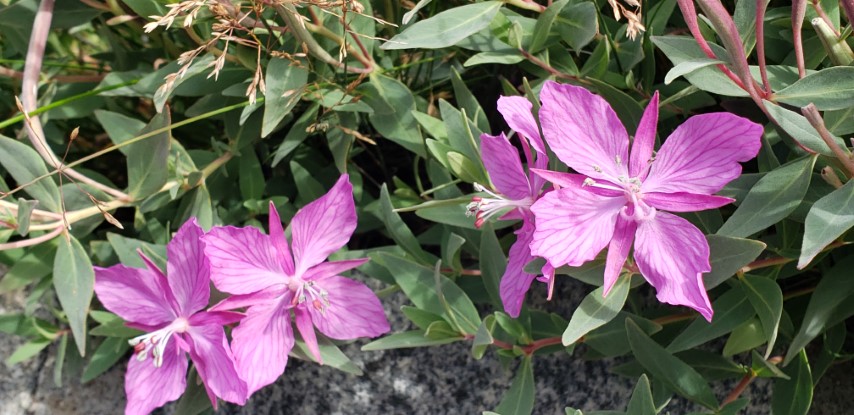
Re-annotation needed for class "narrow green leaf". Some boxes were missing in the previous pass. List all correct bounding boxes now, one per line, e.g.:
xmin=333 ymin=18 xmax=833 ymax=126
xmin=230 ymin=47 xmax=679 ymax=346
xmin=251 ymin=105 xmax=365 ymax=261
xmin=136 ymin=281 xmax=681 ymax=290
xmin=651 ymin=36 xmax=748 ymax=97
xmin=740 ymin=275 xmax=783 ymax=358
xmin=82 ymin=337 xmax=128 ymax=382
xmin=382 ymin=2 xmax=503 ymax=50
xmin=718 ymin=156 xmax=816 ymax=238
xmin=94 ymin=110 xmax=145 ymax=155
xmin=626 ymin=375 xmax=656 ymax=415
xmin=722 ymin=318 xmax=766 ymax=356
xmin=704 ymin=234 xmax=766 ymax=289
xmin=377 ymin=185 xmax=435 ymax=264
xmin=126 ymin=110 xmax=171 ymax=198
xmin=763 ymin=102 xmax=846 ymax=157
xmin=53 ymin=333 xmax=68 ymax=387
xmin=626 ymin=319 xmax=718 ymax=409
xmin=262 ymin=58 xmax=308 ymax=137
xmin=292 ymin=334 xmax=363 ymax=375
xmin=450 ymin=67 xmax=489 ymax=133
xmin=529 ymin=0 xmax=570 ymax=53
xmin=15 ymin=198 xmax=39 ymax=236
xmin=798 ymin=180 xmax=854 ymax=268
xmin=238 ymin=150 xmax=265 ymax=201
xmin=361 ymin=330 xmax=463 ymax=351
xmin=495 ymin=356 xmax=535 ymax=415
xmin=6 ymin=338 xmax=51 ymax=365
xmin=0 ymin=239 xmax=54 ymax=294
xmin=358 ymin=73 xmax=424 ymax=156
xmin=562 ymin=276 xmax=630 ymax=346
xmin=401 ymin=306 xmax=445 ymax=330
xmin=54 ymin=235 xmax=95 ymax=356
xmin=583 ymin=312 xmax=662 ymax=358
xmin=479 ymin=224 xmax=505 ymax=309
xmin=471 ymin=315 xmax=496 ymax=360
xmin=554 ymin=2 xmax=598 ymax=51
xmin=402 ymin=0 xmax=433 ymax=24
xmin=772 ymin=351 xmax=813 ymax=415
xmin=774 ymin=67 xmax=854 ymax=110
xmin=0 ymin=135 xmax=61 ymax=212
xmin=173 ymin=369 xmax=211 ymax=415
xmin=667 ymin=285 xmax=755 ymax=353
xmin=664 ymin=58 xmax=726 ymax=84
xmin=751 ymin=350 xmax=790 ymax=379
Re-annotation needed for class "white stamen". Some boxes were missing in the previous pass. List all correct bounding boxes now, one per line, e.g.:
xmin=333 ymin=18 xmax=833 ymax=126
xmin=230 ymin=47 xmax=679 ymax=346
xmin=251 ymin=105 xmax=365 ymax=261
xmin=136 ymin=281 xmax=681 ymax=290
xmin=128 ymin=318 xmax=189 ymax=367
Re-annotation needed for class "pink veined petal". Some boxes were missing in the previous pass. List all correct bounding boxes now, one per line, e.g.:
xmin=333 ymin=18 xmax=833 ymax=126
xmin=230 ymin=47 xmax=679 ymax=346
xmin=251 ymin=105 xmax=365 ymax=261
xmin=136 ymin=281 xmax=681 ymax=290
xmin=202 ymin=226 xmax=286 ymax=295
xmin=539 ymin=81 xmax=629 ymax=182
xmin=603 ymin=215 xmax=638 ymax=296
xmin=209 ymin=286 xmax=286 ymax=312
xmin=124 ymin=340 xmax=187 ymax=415
xmin=499 ymin=222 xmax=537 ymax=318
xmin=294 ymin=308 xmax=322 ymax=364
xmin=186 ymin=324 xmax=248 ymax=406
xmin=630 ymin=91 xmax=660 ymax=180
xmin=290 ymin=174 xmax=357 ymax=275
xmin=188 ymin=310 xmax=245 ymax=327
xmin=303 ymin=258 xmax=370 ymax=282
xmin=634 ymin=212 xmax=714 ymax=322
xmin=530 ymin=169 xmax=624 ymax=198
xmin=268 ymin=202 xmax=295 ymax=275
xmin=230 ymin=300 xmax=295 ymax=395
xmin=642 ymin=113 xmax=763 ymax=195
xmin=481 ymin=133 xmax=531 ymax=200
xmin=496 ymin=95 xmax=546 ymax=155
xmin=307 ymin=276 xmax=390 ymax=340
xmin=530 ymin=186 xmax=625 ymax=268
xmin=94 ymin=264 xmax=175 ymax=326
xmin=166 ymin=219 xmax=210 ymax=317
xmin=643 ymin=192 xmax=734 ymax=212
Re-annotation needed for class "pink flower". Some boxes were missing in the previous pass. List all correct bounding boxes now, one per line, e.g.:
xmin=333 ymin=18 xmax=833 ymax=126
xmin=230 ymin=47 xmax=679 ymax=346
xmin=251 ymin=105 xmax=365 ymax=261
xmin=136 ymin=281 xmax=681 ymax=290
xmin=94 ymin=219 xmax=247 ymax=415
xmin=201 ymin=174 xmax=390 ymax=394
xmin=467 ymin=96 xmax=551 ymax=318
xmin=530 ymin=81 xmax=762 ymax=321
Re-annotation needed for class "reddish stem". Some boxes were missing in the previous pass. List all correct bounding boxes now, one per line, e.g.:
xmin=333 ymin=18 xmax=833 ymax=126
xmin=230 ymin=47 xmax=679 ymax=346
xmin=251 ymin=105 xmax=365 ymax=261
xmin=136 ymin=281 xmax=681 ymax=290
xmin=755 ymin=0 xmax=771 ymax=94
xmin=722 ymin=371 xmax=755 ymax=406
xmin=793 ymin=0 xmax=808 ymax=78
xmin=489 ymin=335 xmax=564 ymax=356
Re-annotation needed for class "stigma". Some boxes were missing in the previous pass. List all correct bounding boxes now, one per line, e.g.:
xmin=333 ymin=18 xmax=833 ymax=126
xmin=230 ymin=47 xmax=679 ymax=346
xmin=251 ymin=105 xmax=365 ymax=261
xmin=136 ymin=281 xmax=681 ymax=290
xmin=466 ymin=183 xmax=533 ymax=228
xmin=129 ymin=317 xmax=190 ymax=367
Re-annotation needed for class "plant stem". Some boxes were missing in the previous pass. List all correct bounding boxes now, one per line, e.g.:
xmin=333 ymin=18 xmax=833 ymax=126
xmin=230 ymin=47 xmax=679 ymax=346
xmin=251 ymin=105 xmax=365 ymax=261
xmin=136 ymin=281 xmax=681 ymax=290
xmin=755 ymin=0 xmax=771 ymax=94
xmin=792 ymin=0 xmax=808 ymax=78
xmin=802 ymin=104 xmax=854 ymax=178
xmin=722 ymin=371 xmax=755 ymax=406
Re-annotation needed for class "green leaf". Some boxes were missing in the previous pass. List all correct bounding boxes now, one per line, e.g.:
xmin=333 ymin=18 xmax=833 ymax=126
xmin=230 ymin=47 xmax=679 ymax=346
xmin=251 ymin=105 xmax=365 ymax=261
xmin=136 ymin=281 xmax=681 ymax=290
xmin=82 ymin=337 xmax=128 ymax=382
xmin=667 ymin=284 xmax=755 ymax=353
xmin=651 ymin=36 xmax=748 ymax=97
xmin=373 ymin=253 xmax=480 ymax=334
xmin=402 ymin=0 xmax=433 ymax=24
xmin=494 ymin=311 xmax=530 ymax=344
xmin=0 ymin=135 xmax=61 ymax=212
xmin=262 ymin=58 xmax=308 ymax=137
xmin=798 ymin=179 xmax=854 ymax=268
xmin=450 ymin=67 xmax=490 ymax=133
xmin=126 ymin=110 xmax=171 ymax=199
xmin=554 ymin=2 xmax=598 ymax=51
xmin=626 ymin=375 xmax=656 ymax=415
xmin=752 ymin=350 xmax=790 ymax=379
xmin=358 ymin=74 xmax=424 ymax=157
xmin=54 ymin=235 xmax=95 ymax=356
xmin=15 ymin=198 xmax=38 ymax=236
xmin=562 ymin=276 xmax=630 ymax=346
xmin=361 ymin=330 xmax=463 ymax=351
xmin=762 ymin=102 xmax=846 ymax=157
xmin=0 ymin=242 xmax=55 ymax=293
xmin=785 ymin=256 xmax=854 ymax=364
xmin=529 ymin=0 xmax=570 ymax=53
xmin=377 ymin=185 xmax=434 ymax=264
xmin=106 ymin=232 xmax=166 ymax=269
xmin=238 ymin=150 xmax=265 ymax=201
xmin=472 ymin=315 xmax=497 ymax=360
xmin=664 ymin=58 xmax=726 ymax=85
xmin=401 ymin=306 xmax=445 ymax=330
xmin=583 ymin=312 xmax=662 ymax=358
xmin=382 ymin=2 xmax=503 ymax=50
xmin=6 ymin=338 xmax=51 ymax=365
xmin=53 ymin=333 xmax=68 ymax=387
xmin=626 ymin=319 xmax=718 ymax=409
xmin=94 ymin=110 xmax=145 ymax=155
xmin=704 ymin=234 xmax=766 ymax=289
xmin=89 ymin=311 xmax=143 ymax=338
xmin=740 ymin=275 xmax=783 ymax=358
xmin=774 ymin=67 xmax=854 ymax=111
xmin=173 ymin=369 xmax=211 ymax=415
xmin=479 ymin=224 xmax=505 ymax=309
xmin=772 ymin=351 xmax=813 ymax=415
xmin=292 ymin=334 xmax=363 ymax=375
xmin=718 ymin=156 xmax=816 ymax=238
xmin=722 ymin=318 xmax=766 ymax=356
xmin=495 ymin=356 xmax=535 ymax=415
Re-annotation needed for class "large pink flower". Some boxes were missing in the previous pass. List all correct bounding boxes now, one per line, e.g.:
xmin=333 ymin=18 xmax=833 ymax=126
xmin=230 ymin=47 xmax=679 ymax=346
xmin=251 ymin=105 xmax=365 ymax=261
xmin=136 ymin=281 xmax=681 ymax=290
xmin=468 ymin=96 xmax=551 ymax=318
xmin=201 ymin=174 xmax=390 ymax=394
xmin=94 ymin=219 xmax=247 ymax=415
xmin=530 ymin=81 xmax=762 ymax=321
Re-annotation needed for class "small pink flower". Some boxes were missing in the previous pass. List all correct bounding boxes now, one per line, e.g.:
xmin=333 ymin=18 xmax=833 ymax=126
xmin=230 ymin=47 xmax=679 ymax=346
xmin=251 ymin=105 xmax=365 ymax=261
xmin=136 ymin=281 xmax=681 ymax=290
xmin=201 ymin=174 xmax=390 ymax=394
xmin=468 ymin=96 xmax=552 ymax=318
xmin=94 ymin=219 xmax=247 ymax=415
xmin=530 ymin=81 xmax=762 ymax=321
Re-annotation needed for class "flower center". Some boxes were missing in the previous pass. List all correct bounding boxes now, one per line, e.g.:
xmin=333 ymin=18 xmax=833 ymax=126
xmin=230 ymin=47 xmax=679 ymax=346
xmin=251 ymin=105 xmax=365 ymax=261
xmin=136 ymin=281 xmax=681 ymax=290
xmin=466 ymin=183 xmax=533 ymax=228
xmin=129 ymin=317 xmax=190 ymax=367
xmin=582 ymin=175 xmax=657 ymax=222
xmin=288 ymin=278 xmax=330 ymax=313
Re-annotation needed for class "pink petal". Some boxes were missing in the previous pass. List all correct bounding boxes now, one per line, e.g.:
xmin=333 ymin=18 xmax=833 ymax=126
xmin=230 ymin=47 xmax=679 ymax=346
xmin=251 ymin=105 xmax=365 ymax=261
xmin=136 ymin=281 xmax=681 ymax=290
xmin=643 ymin=192 xmax=734 ymax=212
xmin=307 ymin=276 xmax=390 ymax=340
xmin=530 ymin=186 xmax=625 ymax=268
xmin=124 ymin=341 xmax=187 ymax=415
xmin=496 ymin=95 xmax=546 ymax=155
xmin=294 ymin=308 xmax=322 ymax=364
xmin=481 ymin=133 xmax=531 ymax=200
xmin=209 ymin=286 xmax=286 ymax=311
xmin=642 ymin=113 xmax=762 ymax=195
xmin=603 ymin=215 xmax=637 ymax=296
xmin=202 ymin=226 xmax=286 ymax=295
xmin=530 ymin=169 xmax=623 ymax=198
xmin=268 ymin=202 xmax=295 ymax=275
xmin=634 ymin=212 xmax=714 ymax=321
xmin=303 ymin=258 xmax=370 ymax=282
xmin=188 ymin=310 xmax=244 ymax=327
xmin=630 ymin=92 xmax=659 ymax=180
xmin=166 ymin=219 xmax=210 ymax=316
xmin=94 ymin=264 xmax=175 ymax=326
xmin=230 ymin=301 xmax=295 ymax=394
xmin=500 ymin=222 xmax=537 ymax=318
xmin=186 ymin=324 xmax=247 ymax=405
xmin=539 ymin=81 xmax=629 ymax=182
xmin=291 ymin=174 xmax=357 ymax=274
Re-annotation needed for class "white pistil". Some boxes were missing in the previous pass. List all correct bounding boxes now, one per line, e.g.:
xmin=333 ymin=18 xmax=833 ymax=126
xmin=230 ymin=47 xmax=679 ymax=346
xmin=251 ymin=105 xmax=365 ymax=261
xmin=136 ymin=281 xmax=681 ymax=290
xmin=467 ymin=183 xmax=533 ymax=228
xmin=291 ymin=279 xmax=330 ymax=313
xmin=129 ymin=318 xmax=189 ymax=367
